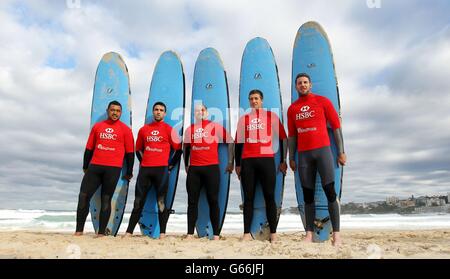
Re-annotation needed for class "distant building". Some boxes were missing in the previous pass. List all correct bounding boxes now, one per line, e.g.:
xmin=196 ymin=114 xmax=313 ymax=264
xmin=416 ymin=197 xmax=427 ymax=206
xmin=386 ymin=196 xmax=399 ymax=205
xmin=399 ymin=200 xmax=416 ymax=208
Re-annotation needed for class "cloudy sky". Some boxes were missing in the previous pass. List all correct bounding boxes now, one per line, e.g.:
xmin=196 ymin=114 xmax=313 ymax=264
xmin=0 ymin=0 xmax=449 ymax=211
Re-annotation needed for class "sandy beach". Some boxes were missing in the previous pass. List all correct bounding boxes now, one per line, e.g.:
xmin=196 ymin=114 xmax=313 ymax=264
xmin=0 ymin=230 xmax=449 ymax=259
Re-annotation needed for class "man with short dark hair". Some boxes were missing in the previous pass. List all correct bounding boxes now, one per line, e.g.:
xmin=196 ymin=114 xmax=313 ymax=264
xmin=75 ymin=100 xmax=135 ymax=237
xmin=123 ymin=102 xmax=182 ymax=239
xmin=235 ymin=89 xmax=288 ymax=242
xmin=288 ymin=73 xmax=346 ymax=246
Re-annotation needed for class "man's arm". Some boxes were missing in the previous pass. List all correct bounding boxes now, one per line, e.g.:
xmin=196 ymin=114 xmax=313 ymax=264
xmin=168 ymin=149 xmax=183 ymax=170
xmin=333 ymin=128 xmax=346 ymax=166
xmin=82 ymin=149 xmax=93 ymax=172
xmin=288 ymin=136 xmax=297 ymax=171
xmin=183 ymin=143 xmax=191 ymax=172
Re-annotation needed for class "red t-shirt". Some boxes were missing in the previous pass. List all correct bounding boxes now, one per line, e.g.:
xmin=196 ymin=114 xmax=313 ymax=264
xmin=184 ymin=120 xmax=232 ymax=166
xmin=287 ymin=93 xmax=341 ymax=152
xmin=86 ymin=119 xmax=135 ymax=167
xmin=235 ymin=109 xmax=287 ymax=159
xmin=136 ymin=121 xmax=181 ymax=167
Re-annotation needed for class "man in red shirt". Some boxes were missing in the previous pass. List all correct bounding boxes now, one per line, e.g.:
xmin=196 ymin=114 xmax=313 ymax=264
xmin=75 ymin=100 xmax=135 ymax=237
xmin=235 ymin=89 xmax=288 ymax=242
xmin=183 ymin=104 xmax=234 ymax=240
xmin=287 ymin=73 xmax=346 ymax=246
xmin=124 ymin=102 xmax=182 ymax=239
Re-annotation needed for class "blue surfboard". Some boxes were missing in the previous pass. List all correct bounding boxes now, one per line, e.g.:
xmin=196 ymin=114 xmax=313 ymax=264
xmin=89 ymin=52 xmax=132 ymax=236
xmin=239 ymin=37 xmax=285 ymax=240
xmin=139 ymin=51 xmax=185 ymax=238
xmin=191 ymin=48 xmax=231 ymax=239
xmin=291 ymin=21 xmax=343 ymax=242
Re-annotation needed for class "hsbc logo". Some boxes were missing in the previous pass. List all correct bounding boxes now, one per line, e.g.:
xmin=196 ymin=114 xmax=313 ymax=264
xmin=151 ymin=130 xmax=160 ymax=136
xmin=296 ymin=106 xmax=315 ymax=120
xmin=193 ymin=127 xmax=208 ymax=140
xmin=147 ymin=135 xmax=163 ymax=142
xmin=247 ymin=118 xmax=265 ymax=131
xmin=100 ymin=128 xmax=117 ymax=140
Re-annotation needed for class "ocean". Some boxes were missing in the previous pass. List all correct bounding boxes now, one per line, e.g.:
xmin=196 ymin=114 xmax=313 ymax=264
xmin=1 ymin=209 xmax=450 ymax=233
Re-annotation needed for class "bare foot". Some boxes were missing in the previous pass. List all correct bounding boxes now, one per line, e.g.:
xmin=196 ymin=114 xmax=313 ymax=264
xmin=212 ymin=235 xmax=220 ymax=241
xmin=332 ymin=232 xmax=342 ymax=247
xmin=184 ymin=234 xmax=194 ymax=240
xmin=241 ymin=233 xmax=252 ymax=241
xmin=74 ymin=232 xmax=83 ymax=236
xmin=270 ymin=233 xmax=278 ymax=243
xmin=94 ymin=234 xmax=105 ymax=238
xmin=303 ymin=231 xmax=313 ymax=243
xmin=122 ymin=233 xmax=132 ymax=239
xmin=159 ymin=233 xmax=166 ymax=240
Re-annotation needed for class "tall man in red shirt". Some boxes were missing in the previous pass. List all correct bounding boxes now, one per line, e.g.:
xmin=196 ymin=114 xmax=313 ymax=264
xmin=183 ymin=104 xmax=234 ymax=240
xmin=124 ymin=102 xmax=182 ymax=239
xmin=235 ymin=89 xmax=288 ymax=242
xmin=75 ymin=100 xmax=135 ymax=237
xmin=287 ymin=73 xmax=346 ymax=246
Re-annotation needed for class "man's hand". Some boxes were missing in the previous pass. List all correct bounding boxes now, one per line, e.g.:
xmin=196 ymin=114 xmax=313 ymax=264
xmin=279 ymin=162 xmax=287 ymax=175
xmin=123 ymin=174 xmax=133 ymax=181
xmin=226 ymin=163 xmax=234 ymax=174
xmin=289 ymin=160 xmax=296 ymax=172
xmin=338 ymin=153 xmax=347 ymax=166
xmin=185 ymin=166 xmax=189 ymax=173
xmin=235 ymin=166 xmax=241 ymax=180
xmin=83 ymin=169 xmax=87 ymax=174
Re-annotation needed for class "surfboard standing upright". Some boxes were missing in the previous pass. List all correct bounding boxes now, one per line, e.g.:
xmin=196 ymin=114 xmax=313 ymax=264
xmin=139 ymin=51 xmax=185 ymax=238
xmin=191 ymin=48 xmax=231 ymax=239
xmin=239 ymin=37 xmax=285 ymax=240
xmin=292 ymin=21 xmax=343 ymax=242
xmin=89 ymin=52 xmax=132 ymax=236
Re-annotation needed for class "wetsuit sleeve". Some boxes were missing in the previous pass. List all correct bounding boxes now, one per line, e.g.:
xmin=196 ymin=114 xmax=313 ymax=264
xmin=234 ymin=117 xmax=245 ymax=167
xmin=169 ymin=149 xmax=183 ymax=167
xmin=323 ymin=98 xmax=341 ymax=130
xmin=136 ymin=151 xmax=142 ymax=163
xmin=235 ymin=143 xmax=243 ymax=167
xmin=183 ymin=143 xmax=191 ymax=167
xmin=333 ymin=128 xmax=345 ymax=155
xmin=287 ymin=106 xmax=297 ymax=137
xmin=125 ymin=152 xmax=134 ymax=176
xmin=82 ymin=149 xmax=93 ymax=170
xmin=288 ymin=136 xmax=297 ymax=161
xmin=280 ymin=139 xmax=287 ymax=163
